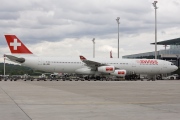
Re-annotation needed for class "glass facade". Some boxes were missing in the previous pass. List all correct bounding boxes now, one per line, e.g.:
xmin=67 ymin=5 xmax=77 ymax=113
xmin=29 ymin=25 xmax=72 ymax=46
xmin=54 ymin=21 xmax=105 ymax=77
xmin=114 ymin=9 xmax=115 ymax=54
xmin=123 ymin=45 xmax=180 ymax=59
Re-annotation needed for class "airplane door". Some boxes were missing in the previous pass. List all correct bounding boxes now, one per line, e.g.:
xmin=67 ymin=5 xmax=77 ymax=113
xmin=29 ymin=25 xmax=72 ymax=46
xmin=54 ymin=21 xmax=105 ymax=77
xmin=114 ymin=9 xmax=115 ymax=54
xmin=38 ymin=58 xmax=54 ymax=72
xmin=162 ymin=62 xmax=168 ymax=73
xmin=38 ymin=57 xmax=42 ymax=65
xmin=37 ymin=57 xmax=44 ymax=70
xmin=132 ymin=62 xmax=136 ymax=73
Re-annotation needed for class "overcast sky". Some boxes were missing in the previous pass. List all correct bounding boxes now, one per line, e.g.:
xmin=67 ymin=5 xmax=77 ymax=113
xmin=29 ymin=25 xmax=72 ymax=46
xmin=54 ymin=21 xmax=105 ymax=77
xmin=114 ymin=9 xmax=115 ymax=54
xmin=0 ymin=0 xmax=180 ymax=63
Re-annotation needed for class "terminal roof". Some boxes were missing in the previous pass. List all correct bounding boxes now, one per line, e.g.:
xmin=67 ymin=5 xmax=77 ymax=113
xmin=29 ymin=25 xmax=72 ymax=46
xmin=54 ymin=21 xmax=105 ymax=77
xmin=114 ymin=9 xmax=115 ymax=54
xmin=151 ymin=37 xmax=180 ymax=45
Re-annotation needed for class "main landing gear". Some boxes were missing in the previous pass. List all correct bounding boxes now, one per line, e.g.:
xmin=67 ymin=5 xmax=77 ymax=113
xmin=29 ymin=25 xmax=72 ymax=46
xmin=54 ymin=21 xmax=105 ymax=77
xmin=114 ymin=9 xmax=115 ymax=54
xmin=84 ymin=75 xmax=101 ymax=80
xmin=125 ymin=74 xmax=139 ymax=81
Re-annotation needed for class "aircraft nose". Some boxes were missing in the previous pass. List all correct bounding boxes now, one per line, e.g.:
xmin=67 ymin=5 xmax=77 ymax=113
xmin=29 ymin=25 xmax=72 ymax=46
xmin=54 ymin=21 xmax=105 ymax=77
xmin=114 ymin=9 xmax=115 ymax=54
xmin=172 ymin=65 xmax=178 ymax=72
xmin=174 ymin=65 xmax=178 ymax=71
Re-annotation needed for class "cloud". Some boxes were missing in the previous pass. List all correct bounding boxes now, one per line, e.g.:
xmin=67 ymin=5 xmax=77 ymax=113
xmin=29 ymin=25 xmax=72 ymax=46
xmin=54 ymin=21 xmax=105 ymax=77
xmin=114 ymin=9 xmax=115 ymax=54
xmin=0 ymin=12 xmax=20 ymax=20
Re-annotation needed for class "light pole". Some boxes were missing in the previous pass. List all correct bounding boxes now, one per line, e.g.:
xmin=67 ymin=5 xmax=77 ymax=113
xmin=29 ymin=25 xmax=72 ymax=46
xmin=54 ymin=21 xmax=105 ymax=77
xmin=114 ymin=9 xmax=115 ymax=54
xmin=116 ymin=17 xmax=120 ymax=58
xmin=176 ymin=55 xmax=179 ymax=68
xmin=4 ymin=54 xmax=6 ymax=76
xmin=152 ymin=1 xmax=158 ymax=59
xmin=92 ymin=38 xmax=95 ymax=58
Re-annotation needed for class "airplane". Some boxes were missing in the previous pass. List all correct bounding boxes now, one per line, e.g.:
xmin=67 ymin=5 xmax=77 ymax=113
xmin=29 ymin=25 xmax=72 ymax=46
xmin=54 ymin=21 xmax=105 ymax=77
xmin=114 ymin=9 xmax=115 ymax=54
xmin=4 ymin=35 xmax=178 ymax=80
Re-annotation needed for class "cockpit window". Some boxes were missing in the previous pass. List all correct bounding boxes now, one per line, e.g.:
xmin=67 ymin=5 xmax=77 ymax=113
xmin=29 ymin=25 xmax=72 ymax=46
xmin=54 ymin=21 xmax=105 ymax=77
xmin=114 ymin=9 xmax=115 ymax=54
xmin=171 ymin=63 xmax=174 ymax=65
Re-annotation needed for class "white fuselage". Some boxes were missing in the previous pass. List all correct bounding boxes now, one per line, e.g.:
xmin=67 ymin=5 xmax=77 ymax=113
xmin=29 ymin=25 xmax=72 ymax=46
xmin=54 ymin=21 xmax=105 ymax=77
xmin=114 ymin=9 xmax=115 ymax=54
xmin=20 ymin=56 xmax=177 ymax=75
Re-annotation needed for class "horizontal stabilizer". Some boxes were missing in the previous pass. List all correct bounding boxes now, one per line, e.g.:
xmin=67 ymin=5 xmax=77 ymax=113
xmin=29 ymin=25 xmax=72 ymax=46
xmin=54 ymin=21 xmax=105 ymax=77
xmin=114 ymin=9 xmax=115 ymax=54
xmin=4 ymin=54 xmax=25 ymax=63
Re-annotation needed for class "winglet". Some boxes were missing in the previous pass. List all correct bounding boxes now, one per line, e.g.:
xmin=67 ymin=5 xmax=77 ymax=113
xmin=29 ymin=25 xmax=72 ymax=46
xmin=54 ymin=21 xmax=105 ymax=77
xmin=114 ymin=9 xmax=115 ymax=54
xmin=5 ymin=35 xmax=33 ymax=54
xmin=110 ymin=50 xmax=113 ymax=58
xmin=80 ymin=55 xmax=86 ymax=61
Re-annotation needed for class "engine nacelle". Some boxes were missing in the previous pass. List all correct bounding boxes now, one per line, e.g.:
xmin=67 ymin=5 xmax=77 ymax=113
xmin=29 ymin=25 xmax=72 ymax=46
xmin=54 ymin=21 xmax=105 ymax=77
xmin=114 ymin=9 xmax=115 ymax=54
xmin=98 ymin=66 xmax=115 ymax=73
xmin=111 ymin=70 xmax=127 ymax=77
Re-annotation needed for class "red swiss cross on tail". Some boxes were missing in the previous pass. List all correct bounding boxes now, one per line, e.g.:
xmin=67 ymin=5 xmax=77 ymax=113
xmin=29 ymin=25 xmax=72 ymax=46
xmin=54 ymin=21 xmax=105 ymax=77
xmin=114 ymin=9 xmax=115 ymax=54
xmin=5 ymin=35 xmax=33 ymax=54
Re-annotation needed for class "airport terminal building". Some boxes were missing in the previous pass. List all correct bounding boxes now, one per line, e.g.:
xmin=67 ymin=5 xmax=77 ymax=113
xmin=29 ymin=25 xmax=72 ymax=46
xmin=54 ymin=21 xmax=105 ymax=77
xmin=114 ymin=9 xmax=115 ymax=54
xmin=123 ymin=38 xmax=180 ymax=67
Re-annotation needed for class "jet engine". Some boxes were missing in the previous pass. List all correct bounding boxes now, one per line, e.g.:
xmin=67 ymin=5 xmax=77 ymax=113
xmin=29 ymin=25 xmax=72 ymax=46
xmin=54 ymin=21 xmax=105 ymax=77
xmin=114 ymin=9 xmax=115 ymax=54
xmin=98 ymin=66 xmax=115 ymax=73
xmin=111 ymin=70 xmax=126 ymax=77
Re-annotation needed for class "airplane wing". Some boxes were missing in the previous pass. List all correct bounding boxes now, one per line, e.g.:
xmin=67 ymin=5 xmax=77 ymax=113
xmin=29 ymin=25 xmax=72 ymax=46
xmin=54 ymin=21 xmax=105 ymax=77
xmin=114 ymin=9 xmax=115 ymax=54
xmin=80 ymin=56 xmax=106 ymax=70
xmin=79 ymin=55 xmax=119 ymax=71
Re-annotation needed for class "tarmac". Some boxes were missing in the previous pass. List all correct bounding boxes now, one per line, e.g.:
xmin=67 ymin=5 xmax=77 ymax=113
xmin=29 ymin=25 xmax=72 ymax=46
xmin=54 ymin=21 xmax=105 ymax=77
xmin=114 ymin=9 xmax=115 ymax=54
xmin=0 ymin=80 xmax=180 ymax=120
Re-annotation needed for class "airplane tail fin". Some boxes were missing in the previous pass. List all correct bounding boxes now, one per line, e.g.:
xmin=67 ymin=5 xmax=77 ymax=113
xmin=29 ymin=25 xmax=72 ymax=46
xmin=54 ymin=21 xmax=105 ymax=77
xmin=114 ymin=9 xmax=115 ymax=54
xmin=5 ymin=35 xmax=33 ymax=54
xmin=80 ymin=55 xmax=87 ymax=61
